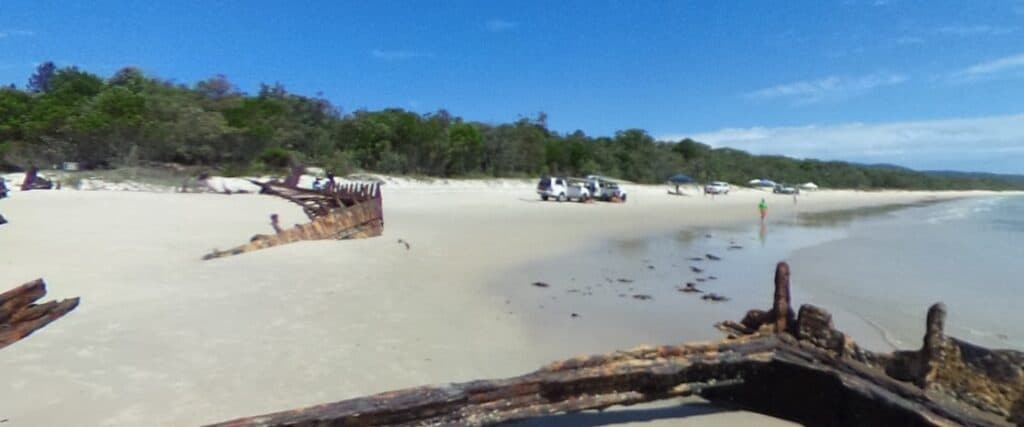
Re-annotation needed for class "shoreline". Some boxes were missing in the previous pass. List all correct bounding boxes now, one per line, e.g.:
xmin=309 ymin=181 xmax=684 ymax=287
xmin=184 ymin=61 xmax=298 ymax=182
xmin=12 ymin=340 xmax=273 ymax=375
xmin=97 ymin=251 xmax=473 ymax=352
xmin=0 ymin=184 xmax=1008 ymax=426
xmin=787 ymin=194 xmax=1024 ymax=353
xmin=486 ymin=194 xmax=999 ymax=358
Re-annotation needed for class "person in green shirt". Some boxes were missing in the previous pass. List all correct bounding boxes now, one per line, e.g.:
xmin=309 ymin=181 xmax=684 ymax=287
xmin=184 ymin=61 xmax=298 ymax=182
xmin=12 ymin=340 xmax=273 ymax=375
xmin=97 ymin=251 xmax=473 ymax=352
xmin=759 ymin=198 xmax=768 ymax=222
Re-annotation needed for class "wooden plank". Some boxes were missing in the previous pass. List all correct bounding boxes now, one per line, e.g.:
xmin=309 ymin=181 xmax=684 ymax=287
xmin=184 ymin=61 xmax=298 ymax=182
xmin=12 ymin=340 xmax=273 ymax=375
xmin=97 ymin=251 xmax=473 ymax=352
xmin=0 ymin=279 xmax=80 ymax=350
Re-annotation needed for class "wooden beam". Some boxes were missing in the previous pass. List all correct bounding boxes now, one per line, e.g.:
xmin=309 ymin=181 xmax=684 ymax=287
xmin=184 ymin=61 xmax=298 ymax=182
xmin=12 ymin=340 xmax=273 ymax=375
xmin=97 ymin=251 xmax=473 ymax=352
xmin=0 ymin=279 xmax=79 ymax=350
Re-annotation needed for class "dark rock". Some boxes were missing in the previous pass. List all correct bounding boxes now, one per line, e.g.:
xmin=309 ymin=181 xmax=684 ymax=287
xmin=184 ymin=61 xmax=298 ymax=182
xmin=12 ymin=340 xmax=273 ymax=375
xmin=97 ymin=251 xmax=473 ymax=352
xmin=706 ymin=253 xmax=722 ymax=261
xmin=532 ymin=282 xmax=550 ymax=288
xmin=702 ymin=293 xmax=729 ymax=302
xmin=678 ymin=283 xmax=703 ymax=293
xmin=616 ymin=278 xmax=634 ymax=283
xmin=690 ymin=266 xmax=704 ymax=273
xmin=632 ymin=294 xmax=653 ymax=301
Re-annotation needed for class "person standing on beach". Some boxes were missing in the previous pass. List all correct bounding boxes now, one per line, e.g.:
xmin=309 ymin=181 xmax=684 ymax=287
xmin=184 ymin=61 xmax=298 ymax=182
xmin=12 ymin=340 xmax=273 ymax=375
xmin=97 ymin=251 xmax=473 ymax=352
xmin=759 ymin=198 xmax=768 ymax=222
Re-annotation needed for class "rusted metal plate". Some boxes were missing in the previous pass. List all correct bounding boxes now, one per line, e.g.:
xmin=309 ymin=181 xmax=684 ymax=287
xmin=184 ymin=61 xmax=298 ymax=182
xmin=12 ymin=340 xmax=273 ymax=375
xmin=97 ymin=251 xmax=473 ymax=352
xmin=203 ymin=180 xmax=384 ymax=260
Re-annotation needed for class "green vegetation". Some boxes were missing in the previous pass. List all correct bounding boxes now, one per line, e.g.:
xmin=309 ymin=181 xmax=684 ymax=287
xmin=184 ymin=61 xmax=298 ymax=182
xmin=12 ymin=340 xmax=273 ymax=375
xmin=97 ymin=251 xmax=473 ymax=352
xmin=2 ymin=63 xmax=1021 ymax=190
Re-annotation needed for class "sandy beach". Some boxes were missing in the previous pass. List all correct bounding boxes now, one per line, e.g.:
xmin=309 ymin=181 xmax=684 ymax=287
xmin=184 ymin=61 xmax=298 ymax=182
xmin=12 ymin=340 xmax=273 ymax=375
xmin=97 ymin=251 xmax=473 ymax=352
xmin=0 ymin=180 xmax=997 ymax=426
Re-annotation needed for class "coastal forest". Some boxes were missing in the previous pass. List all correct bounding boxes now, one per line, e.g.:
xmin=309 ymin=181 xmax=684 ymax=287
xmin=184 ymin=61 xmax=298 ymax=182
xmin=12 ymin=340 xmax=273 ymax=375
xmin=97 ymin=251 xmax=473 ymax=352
xmin=1 ymin=63 xmax=1020 ymax=190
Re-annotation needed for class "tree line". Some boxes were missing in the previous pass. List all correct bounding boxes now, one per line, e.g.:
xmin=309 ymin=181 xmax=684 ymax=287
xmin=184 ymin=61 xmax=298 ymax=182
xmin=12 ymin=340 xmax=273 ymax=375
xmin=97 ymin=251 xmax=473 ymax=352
xmin=1 ymin=63 xmax=1019 ymax=190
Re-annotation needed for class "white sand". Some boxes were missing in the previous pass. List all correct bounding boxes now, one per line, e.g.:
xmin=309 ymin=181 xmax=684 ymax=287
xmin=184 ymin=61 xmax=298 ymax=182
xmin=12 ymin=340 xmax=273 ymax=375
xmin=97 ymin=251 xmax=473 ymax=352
xmin=0 ymin=181 xmax=994 ymax=426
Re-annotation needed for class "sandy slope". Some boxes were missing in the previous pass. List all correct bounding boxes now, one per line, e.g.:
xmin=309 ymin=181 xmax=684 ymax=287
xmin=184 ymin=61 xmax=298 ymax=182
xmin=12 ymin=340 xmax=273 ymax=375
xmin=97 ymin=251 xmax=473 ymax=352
xmin=0 ymin=181 xmax=992 ymax=426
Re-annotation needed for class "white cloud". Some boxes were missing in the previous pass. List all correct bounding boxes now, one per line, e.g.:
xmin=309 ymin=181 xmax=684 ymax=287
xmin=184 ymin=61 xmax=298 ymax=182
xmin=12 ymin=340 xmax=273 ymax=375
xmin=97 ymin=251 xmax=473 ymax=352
xmin=935 ymin=25 xmax=1015 ymax=37
xmin=951 ymin=52 xmax=1024 ymax=82
xmin=962 ymin=53 xmax=1024 ymax=75
xmin=658 ymin=114 xmax=1024 ymax=174
xmin=485 ymin=19 xmax=518 ymax=32
xmin=744 ymin=73 xmax=907 ymax=105
xmin=370 ymin=49 xmax=431 ymax=61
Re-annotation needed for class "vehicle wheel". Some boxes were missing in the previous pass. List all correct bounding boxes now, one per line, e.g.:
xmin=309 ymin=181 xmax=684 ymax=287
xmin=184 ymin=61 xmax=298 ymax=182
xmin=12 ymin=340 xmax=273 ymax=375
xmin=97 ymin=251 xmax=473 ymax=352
xmin=558 ymin=193 xmax=566 ymax=202
xmin=621 ymin=194 xmax=627 ymax=202
xmin=541 ymin=195 xmax=548 ymax=201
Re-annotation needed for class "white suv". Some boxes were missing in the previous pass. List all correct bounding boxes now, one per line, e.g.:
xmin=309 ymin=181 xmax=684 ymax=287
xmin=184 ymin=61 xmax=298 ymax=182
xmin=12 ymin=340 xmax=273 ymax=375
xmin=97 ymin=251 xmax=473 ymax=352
xmin=704 ymin=181 xmax=730 ymax=195
xmin=585 ymin=176 xmax=628 ymax=202
xmin=537 ymin=177 xmax=591 ymax=202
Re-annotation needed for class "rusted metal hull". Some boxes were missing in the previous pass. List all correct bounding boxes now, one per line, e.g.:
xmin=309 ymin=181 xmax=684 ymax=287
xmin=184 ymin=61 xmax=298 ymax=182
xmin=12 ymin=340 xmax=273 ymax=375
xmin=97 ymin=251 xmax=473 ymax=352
xmin=0 ymin=279 xmax=79 ymax=350
xmin=203 ymin=199 xmax=383 ymax=260
xmin=203 ymin=180 xmax=383 ymax=260
xmin=208 ymin=263 xmax=1021 ymax=427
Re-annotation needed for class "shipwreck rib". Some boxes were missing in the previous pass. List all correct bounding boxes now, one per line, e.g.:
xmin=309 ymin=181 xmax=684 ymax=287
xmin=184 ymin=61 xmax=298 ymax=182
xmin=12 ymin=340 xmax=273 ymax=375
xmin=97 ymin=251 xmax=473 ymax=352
xmin=207 ymin=263 xmax=1021 ymax=426
xmin=202 ymin=178 xmax=383 ymax=260
xmin=0 ymin=279 xmax=80 ymax=350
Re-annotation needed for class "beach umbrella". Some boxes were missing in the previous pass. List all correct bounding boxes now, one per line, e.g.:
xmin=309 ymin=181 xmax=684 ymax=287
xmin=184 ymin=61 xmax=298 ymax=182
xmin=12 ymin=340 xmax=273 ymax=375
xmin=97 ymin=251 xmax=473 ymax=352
xmin=668 ymin=174 xmax=694 ymax=184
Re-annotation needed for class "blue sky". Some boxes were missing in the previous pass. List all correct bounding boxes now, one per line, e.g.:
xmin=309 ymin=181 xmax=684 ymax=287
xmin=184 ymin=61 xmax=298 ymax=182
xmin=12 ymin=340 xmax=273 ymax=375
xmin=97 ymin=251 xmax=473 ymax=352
xmin=1 ymin=0 xmax=1023 ymax=173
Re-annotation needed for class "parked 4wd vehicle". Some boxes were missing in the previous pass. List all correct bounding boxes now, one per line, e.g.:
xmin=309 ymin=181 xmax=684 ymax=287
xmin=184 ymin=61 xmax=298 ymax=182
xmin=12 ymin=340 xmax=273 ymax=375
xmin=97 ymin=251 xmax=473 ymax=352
xmin=704 ymin=181 xmax=730 ymax=195
xmin=537 ymin=177 xmax=591 ymax=202
xmin=565 ymin=181 xmax=592 ymax=202
xmin=773 ymin=184 xmax=800 ymax=195
xmin=584 ymin=176 xmax=628 ymax=202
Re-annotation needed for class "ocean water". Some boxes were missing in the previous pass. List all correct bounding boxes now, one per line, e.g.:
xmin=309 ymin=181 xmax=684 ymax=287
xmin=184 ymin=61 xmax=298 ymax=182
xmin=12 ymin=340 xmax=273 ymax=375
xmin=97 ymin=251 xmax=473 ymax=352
xmin=789 ymin=195 xmax=1024 ymax=351
xmin=496 ymin=195 xmax=1024 ymax=357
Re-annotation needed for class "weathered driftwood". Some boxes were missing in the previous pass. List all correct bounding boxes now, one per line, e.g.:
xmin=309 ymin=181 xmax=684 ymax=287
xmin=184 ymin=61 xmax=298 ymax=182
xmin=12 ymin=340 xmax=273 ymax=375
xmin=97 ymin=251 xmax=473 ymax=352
xmin=202 ymin=179 xmax=383 ymax=260
xmin=209 ymin=263 xmax=1022 ymax=427
xmin=0 ymin=279 xmax=79 ymax=350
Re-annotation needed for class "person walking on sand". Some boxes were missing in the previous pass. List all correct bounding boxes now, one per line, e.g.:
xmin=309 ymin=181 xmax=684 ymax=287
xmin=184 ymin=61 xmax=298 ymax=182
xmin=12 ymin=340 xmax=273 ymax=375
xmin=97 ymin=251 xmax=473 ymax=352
xmin=759 ymin=198 xmax=768 ymax=222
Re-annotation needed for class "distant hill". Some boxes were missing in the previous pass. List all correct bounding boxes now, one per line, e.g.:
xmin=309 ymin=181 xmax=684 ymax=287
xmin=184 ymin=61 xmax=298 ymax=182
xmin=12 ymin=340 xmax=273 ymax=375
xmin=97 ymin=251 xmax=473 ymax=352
xmin=925 ymin=170 xmax=1024 ymax=185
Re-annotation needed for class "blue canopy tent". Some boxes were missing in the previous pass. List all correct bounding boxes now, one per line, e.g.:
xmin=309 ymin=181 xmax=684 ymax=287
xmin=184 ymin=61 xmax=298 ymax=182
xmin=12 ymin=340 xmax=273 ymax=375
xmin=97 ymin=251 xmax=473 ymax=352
xmin=668 ymin=174 xmax=695 ymax=184
xmin=667 ymin=174 xmax=695 ymax=195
